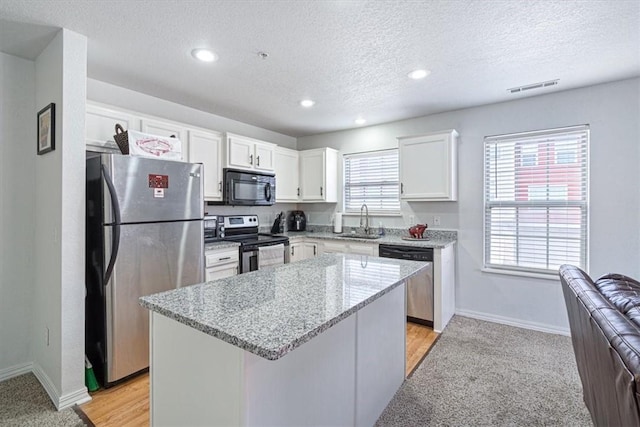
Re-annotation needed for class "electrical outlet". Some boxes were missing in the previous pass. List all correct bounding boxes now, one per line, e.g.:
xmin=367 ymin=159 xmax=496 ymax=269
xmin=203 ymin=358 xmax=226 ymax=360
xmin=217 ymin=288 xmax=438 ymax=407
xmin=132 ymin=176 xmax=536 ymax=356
xmin=433 ymin=216 xmax=441 ymax=226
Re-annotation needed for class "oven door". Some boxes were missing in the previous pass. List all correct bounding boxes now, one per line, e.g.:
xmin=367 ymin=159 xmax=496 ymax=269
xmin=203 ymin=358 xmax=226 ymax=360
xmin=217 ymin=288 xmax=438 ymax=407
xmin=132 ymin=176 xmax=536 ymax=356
xmin=224 ymin=169 xmax=275 ymax=206
xmin=240 ymin=241 xmax=290 ymax=273
xmin=241 ymin=249 xmax=259 ymax=274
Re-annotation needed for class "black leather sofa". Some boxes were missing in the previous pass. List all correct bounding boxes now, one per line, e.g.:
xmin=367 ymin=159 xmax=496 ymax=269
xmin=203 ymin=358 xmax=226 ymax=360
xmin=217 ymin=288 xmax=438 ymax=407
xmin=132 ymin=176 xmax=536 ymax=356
xmin=559 ymin=264 xmax=640 ymax=426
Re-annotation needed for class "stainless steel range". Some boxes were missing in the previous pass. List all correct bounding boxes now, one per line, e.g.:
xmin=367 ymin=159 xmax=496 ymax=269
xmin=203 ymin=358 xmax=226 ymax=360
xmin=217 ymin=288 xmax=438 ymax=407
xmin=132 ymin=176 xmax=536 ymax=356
xmin=222 ymin=215 xmax=289 ymax=273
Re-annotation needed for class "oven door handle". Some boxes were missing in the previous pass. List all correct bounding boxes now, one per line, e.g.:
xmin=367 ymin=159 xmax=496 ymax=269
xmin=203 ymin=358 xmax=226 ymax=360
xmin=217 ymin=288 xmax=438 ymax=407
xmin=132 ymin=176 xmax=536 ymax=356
xmin=102 ymin=165 xmax=121 ymax=288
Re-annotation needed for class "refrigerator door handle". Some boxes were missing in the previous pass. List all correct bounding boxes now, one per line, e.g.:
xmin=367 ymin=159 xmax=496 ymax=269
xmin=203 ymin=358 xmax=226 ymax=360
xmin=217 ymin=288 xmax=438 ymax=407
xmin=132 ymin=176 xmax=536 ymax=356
xmin=102 ymin=165 xmax=121 ymax=287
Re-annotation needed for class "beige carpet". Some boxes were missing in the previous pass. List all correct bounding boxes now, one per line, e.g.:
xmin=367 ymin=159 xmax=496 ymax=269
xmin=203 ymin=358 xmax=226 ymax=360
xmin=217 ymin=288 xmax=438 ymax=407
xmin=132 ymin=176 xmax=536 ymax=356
xmin=377 ymin=316 xmax=592 ymax=426
xmin=0 ymin=373 xmax=87 ymax=427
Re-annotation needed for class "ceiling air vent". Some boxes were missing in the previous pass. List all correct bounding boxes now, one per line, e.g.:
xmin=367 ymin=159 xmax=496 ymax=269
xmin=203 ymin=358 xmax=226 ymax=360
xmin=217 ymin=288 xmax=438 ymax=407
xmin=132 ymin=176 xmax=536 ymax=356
xmin=508 ymin=79 xmax=559 ymax=94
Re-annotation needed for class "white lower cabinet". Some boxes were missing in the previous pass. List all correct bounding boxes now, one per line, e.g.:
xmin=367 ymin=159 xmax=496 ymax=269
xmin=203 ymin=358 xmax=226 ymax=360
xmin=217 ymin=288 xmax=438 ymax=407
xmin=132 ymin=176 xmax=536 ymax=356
xmin=205 ymin=247 xmax=239 ymax=281
xmin=289 ymin=240 xmax=319 ymax=262
xmin=303 ymin=242 xmax=319 ymax=259
xmin=321 ymin=241 xmax=347 ymax=254
xmin=347 ymin=243 xmax=377 ymax=256
xmin=320 ymin=240 xmax=377 ymax=256
xmin=289 ymin=242 xmax=304 ymax=263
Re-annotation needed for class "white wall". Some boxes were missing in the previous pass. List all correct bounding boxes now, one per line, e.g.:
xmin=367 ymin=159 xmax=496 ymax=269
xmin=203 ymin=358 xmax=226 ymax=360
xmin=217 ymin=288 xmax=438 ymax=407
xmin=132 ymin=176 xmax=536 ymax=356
xmin=0 ymin=52 xmax=36 ymax=377
xmin=298 ymin=78 xmax=640 ymax=332
xmin=87 ymin=79 xmax=297 ymax=149
xmin=32 ymin=28 xmax=89 ymax=409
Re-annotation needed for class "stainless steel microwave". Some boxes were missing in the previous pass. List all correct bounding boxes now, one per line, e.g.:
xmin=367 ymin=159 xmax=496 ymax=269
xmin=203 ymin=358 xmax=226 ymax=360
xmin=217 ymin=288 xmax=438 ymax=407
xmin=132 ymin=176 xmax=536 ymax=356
xmin=222 ymin=168 xmax=275 ymax=206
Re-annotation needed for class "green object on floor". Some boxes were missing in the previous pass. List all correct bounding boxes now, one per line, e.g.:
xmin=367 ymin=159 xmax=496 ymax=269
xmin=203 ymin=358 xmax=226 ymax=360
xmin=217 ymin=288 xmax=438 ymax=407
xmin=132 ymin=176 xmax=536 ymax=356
xmin=85 ymin=355 xmax=99 ymax=392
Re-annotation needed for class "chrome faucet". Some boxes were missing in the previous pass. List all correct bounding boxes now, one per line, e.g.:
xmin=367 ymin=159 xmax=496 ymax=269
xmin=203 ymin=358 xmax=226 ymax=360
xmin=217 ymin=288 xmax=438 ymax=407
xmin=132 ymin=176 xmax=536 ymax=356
xmin=360 ymin=204 xmax=370 ymax=235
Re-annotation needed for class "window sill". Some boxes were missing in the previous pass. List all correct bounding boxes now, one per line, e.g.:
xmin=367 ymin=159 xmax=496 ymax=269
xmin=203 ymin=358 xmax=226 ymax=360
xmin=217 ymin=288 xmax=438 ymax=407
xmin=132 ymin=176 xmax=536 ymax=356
xmin=342 ymin=211 xmax=402 ymax=217
xmin=481 ymin=267 xmax=560 ymax=281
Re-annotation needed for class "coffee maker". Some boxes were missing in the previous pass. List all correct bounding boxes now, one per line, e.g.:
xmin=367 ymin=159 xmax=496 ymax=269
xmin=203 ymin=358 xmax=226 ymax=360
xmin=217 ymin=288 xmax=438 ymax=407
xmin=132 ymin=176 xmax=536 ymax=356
xmin=288 ymin=210 xmax=306 ymax=231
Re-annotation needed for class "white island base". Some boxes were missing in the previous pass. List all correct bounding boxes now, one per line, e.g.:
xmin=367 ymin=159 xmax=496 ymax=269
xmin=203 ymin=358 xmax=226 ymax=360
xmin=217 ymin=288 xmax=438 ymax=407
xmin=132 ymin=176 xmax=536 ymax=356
xmin=150 ymin=283 xmax=406 ymax=427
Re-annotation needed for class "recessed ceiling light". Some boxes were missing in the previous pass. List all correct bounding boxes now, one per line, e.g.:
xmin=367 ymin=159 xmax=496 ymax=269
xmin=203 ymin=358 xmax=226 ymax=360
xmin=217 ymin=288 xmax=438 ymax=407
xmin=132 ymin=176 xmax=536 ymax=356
xmin=408 ymin=69 xmax=430 ymax=80
xmin=191 ymin=48 xmax=218 ymax=63
xmin=300 ymin=99 xmax=315 ymax=108
xmin=355 ymin=117 xmax=366 ymax=126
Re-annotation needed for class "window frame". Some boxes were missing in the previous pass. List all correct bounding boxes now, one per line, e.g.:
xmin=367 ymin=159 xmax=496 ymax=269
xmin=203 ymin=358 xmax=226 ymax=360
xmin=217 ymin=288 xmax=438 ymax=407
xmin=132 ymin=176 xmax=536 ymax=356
xmin=343 ymin=148 xmax=401 ymax=215
xmin=483 ymin=125 xmax=589 ymax=277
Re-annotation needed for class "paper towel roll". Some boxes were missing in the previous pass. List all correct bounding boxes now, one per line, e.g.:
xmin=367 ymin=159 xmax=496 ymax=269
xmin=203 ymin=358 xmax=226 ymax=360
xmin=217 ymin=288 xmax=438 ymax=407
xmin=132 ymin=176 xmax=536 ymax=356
xmin=334 ymin=212 xmax=343 ymax=233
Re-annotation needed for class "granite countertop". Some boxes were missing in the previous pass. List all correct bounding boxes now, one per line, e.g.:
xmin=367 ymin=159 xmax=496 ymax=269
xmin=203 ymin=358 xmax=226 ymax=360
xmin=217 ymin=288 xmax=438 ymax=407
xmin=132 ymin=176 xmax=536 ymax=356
xmin=140 ymin=254 xmax=428 ymax=360
xmin=204 ymin=241 xmax=240 ymax=251
xmin=281 ymin=230 xmax=456 ymax=249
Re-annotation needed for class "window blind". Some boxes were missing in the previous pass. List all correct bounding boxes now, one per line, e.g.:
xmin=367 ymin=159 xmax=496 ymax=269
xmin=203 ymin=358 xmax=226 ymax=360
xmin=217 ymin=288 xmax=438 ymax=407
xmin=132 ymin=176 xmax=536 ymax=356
xmin=344 ymin=149 xmax=400 ymax=212
xmin=484 ymin=125 xmax=589 ymax=274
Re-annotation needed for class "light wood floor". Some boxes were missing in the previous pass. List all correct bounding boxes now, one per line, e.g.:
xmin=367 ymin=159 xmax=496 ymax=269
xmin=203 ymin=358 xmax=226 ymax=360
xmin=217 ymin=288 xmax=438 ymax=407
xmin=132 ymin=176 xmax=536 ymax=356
xmin=80 ymin=322 xmax=438 ymax=426
xmin=406 ymin=322 xmax=439 ymax=377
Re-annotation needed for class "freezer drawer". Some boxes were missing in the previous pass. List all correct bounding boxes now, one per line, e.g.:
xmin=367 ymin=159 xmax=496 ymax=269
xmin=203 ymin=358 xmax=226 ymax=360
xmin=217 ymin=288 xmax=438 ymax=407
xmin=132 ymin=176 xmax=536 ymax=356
xmin=104 ymin=220 xmax=204 ymax=383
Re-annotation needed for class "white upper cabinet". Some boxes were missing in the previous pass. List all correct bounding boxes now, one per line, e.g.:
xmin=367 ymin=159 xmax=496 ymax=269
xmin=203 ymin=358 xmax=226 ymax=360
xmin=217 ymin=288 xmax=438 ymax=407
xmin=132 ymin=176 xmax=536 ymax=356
xmin=398 ymin=130 xmax=458 ymax=201
xmin=86 ymin=103 xmax=140 ymax=151
xmin=225 ymin=133 xmax=276 ymax=172
xmin=140 ymin=118 xmax=188 ymax=160
xmin=299 ymin=148 xmax=338 ymax=203
xmin=254 ymin=142 xmax=275 ymax=171
xmin=188 ymin=130 xmax=223 ymax=201
xmin=274 ymin=147 xmax=300 ymax=202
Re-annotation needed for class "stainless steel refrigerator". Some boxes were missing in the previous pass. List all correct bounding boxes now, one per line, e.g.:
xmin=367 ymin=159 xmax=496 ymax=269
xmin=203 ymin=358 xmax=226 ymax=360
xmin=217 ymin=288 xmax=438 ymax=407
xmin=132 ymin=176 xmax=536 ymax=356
xmin=85 ymin=153 xmax=204 ymax=387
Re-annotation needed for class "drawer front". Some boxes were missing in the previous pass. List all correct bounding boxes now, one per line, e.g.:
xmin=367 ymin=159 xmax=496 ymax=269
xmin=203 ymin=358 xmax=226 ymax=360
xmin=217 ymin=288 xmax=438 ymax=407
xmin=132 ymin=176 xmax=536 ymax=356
xmin=205 ymin=248 xmax=239 ymax=268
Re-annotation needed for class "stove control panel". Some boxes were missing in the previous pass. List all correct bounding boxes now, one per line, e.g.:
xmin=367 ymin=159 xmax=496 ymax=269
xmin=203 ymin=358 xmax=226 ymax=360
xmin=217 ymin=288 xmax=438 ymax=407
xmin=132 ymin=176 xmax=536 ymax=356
xmin=224 ymin=215 xmax=259 ymax=229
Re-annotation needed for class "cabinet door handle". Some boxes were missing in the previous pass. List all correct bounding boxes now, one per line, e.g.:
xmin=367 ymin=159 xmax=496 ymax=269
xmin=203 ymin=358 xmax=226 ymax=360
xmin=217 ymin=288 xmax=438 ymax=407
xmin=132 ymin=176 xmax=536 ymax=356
xmin=256 ymin=155 xmax=260 ymax=166
xmin=218 ymin=256 xmax=231 ymax=261
xmin=291 ymin=246 xmax=295 ymax=256
xmin=320 ymin=186 xmax=323 ymax=196
xmin=401 ymin=183 xmax=404 ymax=194
xmin=218 ymin=181 xmax=222 ymax=192
xmin=313 ymin=246 xmax=317 ymax=256
xmin=249 ymin=154 xmax=253 ymax=165
xmin=297 ymin=188 xmax=300 ymax=197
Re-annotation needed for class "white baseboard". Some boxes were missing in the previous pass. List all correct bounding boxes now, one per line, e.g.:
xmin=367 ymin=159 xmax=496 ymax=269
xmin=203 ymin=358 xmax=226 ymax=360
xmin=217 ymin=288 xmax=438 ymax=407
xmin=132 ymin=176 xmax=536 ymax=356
xmin=0 ymin=362 xmax=33 ymax=382
xmin=455 ymin=309 xmax=571 ymax=336
xmin=32 ymin=363 xmax=91 ymax=410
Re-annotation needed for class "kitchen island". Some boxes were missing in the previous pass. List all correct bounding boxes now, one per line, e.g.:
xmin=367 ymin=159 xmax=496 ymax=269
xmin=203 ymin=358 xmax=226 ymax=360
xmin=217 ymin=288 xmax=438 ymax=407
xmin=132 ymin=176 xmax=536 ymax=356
xmin=140 ymin=253 xmax=428 ymax=427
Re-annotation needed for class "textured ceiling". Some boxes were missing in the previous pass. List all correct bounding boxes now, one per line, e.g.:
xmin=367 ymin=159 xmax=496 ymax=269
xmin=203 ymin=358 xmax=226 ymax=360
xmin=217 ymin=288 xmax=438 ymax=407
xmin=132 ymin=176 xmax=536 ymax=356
xmin=1 ymin=0 xmax=638 ymax=137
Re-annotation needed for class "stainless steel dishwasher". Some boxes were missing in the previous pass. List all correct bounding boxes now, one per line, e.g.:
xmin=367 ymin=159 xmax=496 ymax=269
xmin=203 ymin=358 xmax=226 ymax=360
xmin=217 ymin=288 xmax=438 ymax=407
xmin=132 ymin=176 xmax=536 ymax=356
xmin=379 ymin=244 xmax=434 ymax=326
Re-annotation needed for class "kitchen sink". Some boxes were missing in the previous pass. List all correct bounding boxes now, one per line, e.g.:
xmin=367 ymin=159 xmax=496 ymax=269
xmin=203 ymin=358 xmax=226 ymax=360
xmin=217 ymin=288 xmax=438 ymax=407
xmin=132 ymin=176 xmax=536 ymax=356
xmin=335 ymin=233 xmax=381 ymax=240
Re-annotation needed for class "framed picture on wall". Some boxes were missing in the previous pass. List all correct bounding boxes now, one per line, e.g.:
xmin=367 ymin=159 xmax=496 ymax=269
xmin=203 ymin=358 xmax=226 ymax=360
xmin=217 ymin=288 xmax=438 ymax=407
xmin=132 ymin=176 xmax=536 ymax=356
xmin=37 ymin=103 xmax=55 ymax=155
